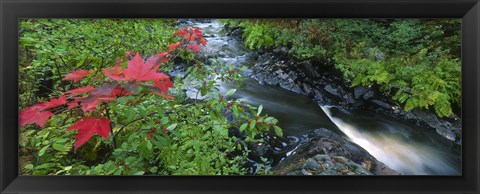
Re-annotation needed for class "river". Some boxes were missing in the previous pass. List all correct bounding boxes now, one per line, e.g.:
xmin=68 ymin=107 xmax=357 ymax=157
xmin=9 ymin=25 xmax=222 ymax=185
xmin=185 ymin=19 xmax=461 ymax=175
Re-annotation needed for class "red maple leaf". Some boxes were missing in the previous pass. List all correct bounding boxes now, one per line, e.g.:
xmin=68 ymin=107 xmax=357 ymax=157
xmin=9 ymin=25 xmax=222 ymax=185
xmin=19 ymin=96 xmax=67 ymax=127
xmin=66 ymin=117 xmax=111 ymax=149
xmin=65 ymin=86 xmax=96 ymax=96
xmin=192 ymin=28 xmax=203 ymax=40
xmin=102 ymin=66 xmax=127 ymax=81
xmin=122 ymin=54 xmax=170 ymax=81
xmin=41 ymin=96 xmax=67 ymax=109
xmin=63 ymin=69 xmax=93 ymax=83
xmin=67 ymin=101 xmax=80 ymax=110
xmin=19 ymin=106 xmax=54 ymax=127
xmin=187 ymin=44 xmax=201 ymax=53
xmin=168 ymin=42 xmax=182 ymax=52
xmin=154 ymin=79 xmax=173 ymax=93
xmin=198 ymin=38 xmax=208 ymax=46
xmin=80 ymin=83 xmax=118 ymax=112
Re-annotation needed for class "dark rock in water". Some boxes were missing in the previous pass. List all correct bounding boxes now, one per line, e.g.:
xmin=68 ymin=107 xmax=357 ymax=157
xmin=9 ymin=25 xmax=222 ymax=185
xmin=324 ymin=85 xmax=342 ymax=99
xmin=290 ymin=84 xmax=305 ymax=95
xmin=264 ymin=76 xmax=280 ymax=86
xmin=302 ymin=83 xmax=313 ymax=96
xmin=295 ymin=154 xmax=372 ymax=175
xmin=271 ymin=128 xmax=400 ymax=175
xmin=370 ymin=99 xmax=393 ymax=110
xmin=410 ymin=109 xmax=458 ymax=141
xmin=354 ymin=86 xmax=371 ymax=99
xmin=344 ymin=93 xmax=357 ymax=106
xmin=362 ymin=90 xmax=375 ymax=100
xmin=279 ymin=82 xmax=295 ymax=91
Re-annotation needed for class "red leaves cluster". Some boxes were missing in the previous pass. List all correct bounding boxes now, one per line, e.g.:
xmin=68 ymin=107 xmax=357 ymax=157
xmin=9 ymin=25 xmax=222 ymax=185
xmin=168 ymin=27 xmax=207 ymax=54
xmin=20 ymin=26 xmax=206 ymax=150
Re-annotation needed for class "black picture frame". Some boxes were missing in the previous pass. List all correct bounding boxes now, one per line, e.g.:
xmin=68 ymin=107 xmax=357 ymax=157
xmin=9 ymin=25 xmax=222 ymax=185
xmin=1 ymin=0 xmax=479 ymax=193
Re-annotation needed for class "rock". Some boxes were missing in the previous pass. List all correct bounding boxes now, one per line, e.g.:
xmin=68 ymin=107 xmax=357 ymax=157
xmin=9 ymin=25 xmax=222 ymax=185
xmin=324 ymin=85 xmax=342 ymax=99
xmin=344 ymin=93 xmax=357 ymax=105
xmin=287 ymin=71 xmax=298 ymax=81
xmin=290 ymin=84 xmax=305 ymax=95
xmin=362 ymin=90 xmax=375 ymax=100
xmin=302 ymin=83 xmax=313 ymax=96
xmin=411 ymin=109 xmax=458 ymax=141
xmin=271 ymin=128 xmax=400 ymax=175
xmin=435 ymin=126 xmax=456 ymax=141
xmin=370 ymin=99 xmax=393 ymax=110
xmin=314 ymin=90 xmax=325 ymax=103
xmin=354 ymin=86 xmax=371 ymax=99
xmin=300 ymin=61 xmax=319 ymax=78
xmin=265 ymin=77 xmax=280 ymax=85
xmin=279 ymin=82 xmax=294 ymax=91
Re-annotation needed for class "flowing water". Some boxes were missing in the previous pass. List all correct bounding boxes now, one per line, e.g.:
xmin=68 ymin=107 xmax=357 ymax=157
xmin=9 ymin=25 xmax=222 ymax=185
xmin=187 ymin=20 xmax=461 ymax=175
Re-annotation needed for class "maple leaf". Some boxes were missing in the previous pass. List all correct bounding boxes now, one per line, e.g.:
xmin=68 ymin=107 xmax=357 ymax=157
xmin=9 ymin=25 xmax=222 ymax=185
xmin=19 ymin=96 xmax=68 ymax=127
xmin=63 ymin=69 xmax=93 ymax=83
xmin=80 ymin=83 xmax=118 ymax=112
xmin=122 ymin=54 xmax=170 ymax=81
xmin=102 ymin=66 xmax=127 ymax=81
xmin=65 ymin=86 xmax=96 ymax=96
xmin=67 ymin=101 xmax=80 ymax=110
xmin=187 ymin=44 xmax=201 ymax=53
xmin=154 ymin=79 xmax=173 ymax=93
xmin=198 ymin=38 xmax=208 ymax=46
xmin=168 ymin=42 xmax=182 ymax=52
xmin=19 ymin=106 xmax=54 ymax=127
xmin=42 ymin=96 xmax=68 ymax=109
xmin=66 ymin=117 xmax=111 ymax=149
xmin=192 ymin=28 xmax=203 ymax=40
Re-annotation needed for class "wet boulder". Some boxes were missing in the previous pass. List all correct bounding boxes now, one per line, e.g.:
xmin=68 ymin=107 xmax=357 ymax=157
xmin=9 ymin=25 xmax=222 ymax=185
xmin=271 ymin=128 xmax=400 ymax=175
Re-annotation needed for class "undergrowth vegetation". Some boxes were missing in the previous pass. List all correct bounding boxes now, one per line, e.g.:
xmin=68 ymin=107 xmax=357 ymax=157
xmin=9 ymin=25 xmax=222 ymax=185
xmin=19 ymin=19 xmax=282 ymax=175
xmin=223 ymin=19 xmax=461 ymax=117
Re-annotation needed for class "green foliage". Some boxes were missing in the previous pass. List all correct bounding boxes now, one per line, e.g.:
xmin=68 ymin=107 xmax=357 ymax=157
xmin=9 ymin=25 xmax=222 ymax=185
xmin=19 ymin=20 xmax=283 ymax=175
xmin=224 ymin=19 xmax=461 ymax=117
xmin=19 ymin=19 xmax=176 ymax=107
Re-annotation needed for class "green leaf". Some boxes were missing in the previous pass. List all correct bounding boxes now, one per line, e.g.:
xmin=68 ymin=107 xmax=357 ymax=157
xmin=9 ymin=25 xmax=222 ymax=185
xmin=24 ymin=164 xmax=34 ymax=170
xmin=149 ymin=166 xmax=158 ymax=173
xmin=146 ymin=140 xmax=153 ymax=151
xmin=257 ymin=105 xmax=263 ymax=116
xmin=225 ymin=89 xmax=236 ymax=96
xmin=160 ymin=117 xmax=169 ymax=125
xmin=249 ymin=120 xmax=256 ymax=130
xmin=167 ymin=123 xmax=178 ymax=131
xmin=239 ymin=123 xmax=248 ymax=132
xmin=274 ymin=126 xmax=283 ymax=137
xmin=35 ymin=163 xmax=55 ymax=170
xmin=132 ymin=171 xmax=145 ymax=175
xmin=52 ymin=143 xmax=67 ymax=152
xmin=38 ymin=145 xmax=49 ymax=157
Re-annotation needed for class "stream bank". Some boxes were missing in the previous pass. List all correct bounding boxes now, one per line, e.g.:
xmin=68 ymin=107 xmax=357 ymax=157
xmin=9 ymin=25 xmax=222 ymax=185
xmin=182 ymin=19 xmax=461 ymax=175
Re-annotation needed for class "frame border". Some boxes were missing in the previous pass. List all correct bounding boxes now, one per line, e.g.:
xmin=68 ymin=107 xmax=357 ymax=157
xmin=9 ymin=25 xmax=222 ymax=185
xmin=1 ymin=0 xmax=479 ymax=193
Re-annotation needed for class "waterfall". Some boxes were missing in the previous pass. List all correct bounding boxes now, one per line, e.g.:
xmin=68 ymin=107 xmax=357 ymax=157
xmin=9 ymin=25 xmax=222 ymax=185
xmin=321 ymin=106 xmax=460 ymax=175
